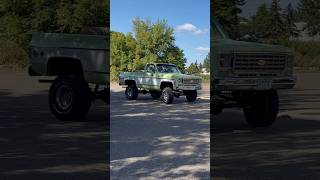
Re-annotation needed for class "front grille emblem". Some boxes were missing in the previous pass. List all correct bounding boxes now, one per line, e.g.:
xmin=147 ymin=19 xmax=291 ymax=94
xmin=257 ymin=60 xmax=267 ymax=66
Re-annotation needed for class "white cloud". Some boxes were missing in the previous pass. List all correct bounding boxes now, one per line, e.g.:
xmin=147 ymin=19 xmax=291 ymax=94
xmin=175 ymin=23 xmax=207 ymax=35
xmin=195 ymin=46 xmax=210 ymax=52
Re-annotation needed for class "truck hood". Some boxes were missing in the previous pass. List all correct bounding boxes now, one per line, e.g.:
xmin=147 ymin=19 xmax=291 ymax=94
xmin=159 ymin=73 xmax=201 ymax=80
xmin=214 ymin=39 xmax=293 ymax=54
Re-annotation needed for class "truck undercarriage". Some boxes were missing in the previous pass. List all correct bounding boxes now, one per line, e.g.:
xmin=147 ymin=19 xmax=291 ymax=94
xmin=211 ymin=89 xmax=280 ymax=127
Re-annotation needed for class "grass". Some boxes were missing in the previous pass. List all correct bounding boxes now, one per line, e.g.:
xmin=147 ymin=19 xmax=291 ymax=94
xmin=285 ymin=41 xmax=320 ymax=68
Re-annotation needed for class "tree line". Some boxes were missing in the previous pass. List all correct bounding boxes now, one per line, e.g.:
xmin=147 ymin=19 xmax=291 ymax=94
xmin=186 ymin=53 xmax=210 ymax=75
xmin=213 ymin=0 xmax=320 ymax=68
xmin=0 ymin=0 xmax=108 ymax=67
xmin=214 ymin=0 xmax=320 ymax=43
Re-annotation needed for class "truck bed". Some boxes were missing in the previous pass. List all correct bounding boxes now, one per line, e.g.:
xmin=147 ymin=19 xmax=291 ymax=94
xmin=29 ymin=32 xmax=109 ymax=86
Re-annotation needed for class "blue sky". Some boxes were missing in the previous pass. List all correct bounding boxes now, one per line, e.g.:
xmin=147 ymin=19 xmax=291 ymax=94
xmin=111 ymin=0 xmax=210 ymax=66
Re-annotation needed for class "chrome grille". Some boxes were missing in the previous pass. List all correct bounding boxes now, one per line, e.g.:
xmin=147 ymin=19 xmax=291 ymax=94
xmin=237 ymin=73 xmax=277 ymax=77
xmin=183 ymin=79 xmax=200 ymax=85
xmin=234 ymin=53 xmax=286 ymax=72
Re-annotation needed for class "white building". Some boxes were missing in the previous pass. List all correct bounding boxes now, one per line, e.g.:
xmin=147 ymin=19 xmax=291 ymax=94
xmin=291 ymin=22 xmax=320 ymax=41
xmin=201 ymin=68 xmax=210 ymax=75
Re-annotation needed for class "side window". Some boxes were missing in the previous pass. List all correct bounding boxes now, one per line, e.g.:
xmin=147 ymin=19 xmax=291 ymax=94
xmin=146 ymin=65 xmax=156 ymax=73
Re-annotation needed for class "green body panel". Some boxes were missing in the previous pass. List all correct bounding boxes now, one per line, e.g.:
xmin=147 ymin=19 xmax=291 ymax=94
xmin=29 ymin=32 xmax=109 ymax=86
xmin=120 ymin=72 xmax=198 ymax=80
xmin=212 ymin=39 xmax=294 ymax=78
xmin=119 ymin=63 xmax=202 ymax=91
xmin=214 ymin=39 xmax=293 ymax=53
xmin=31 ymin=32 xmax=108 ymax=50
xmin=211 ymin=19 xmax=295 ymax=91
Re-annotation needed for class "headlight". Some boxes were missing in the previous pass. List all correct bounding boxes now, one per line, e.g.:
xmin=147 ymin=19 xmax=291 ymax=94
xmin=219 ymin=54 xmax=233 ymax=67
xmin=178 ymin=78 xmax=183 ymax=84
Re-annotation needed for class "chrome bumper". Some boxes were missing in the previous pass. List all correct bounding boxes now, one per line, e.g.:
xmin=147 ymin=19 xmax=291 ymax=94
xmin=176 ymin=84 xmax=202 ymax=91
xmin=213 ymin=77 xmax=296 ymax=91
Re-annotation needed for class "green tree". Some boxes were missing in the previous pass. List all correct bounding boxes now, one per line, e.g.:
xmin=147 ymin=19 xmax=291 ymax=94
xmin=298 ymin=0 xmax=320 ymax=37
xmin=0 ymin=0 xmax=35 ymax=45
xmin=30 ymin=0 xmax=57 ymax=32
xmin=285 ymin=3 xmax=299 ymax=38
xmin=186 ymin=62 xmax=200 ymax=74
xmin=56 ymin=0 xmax=74 ymax=33
xmin=110 ymin=18 xmax=186 ymax=80
xmin=72 ymin=0 xmax=108 ymax=33
xmin=132 ymin=18 xmax=186 ymax=70
xmin=212 ymin=0 xmax=246 ymax=38
xmin=199 ymin=62 xmax=203 ymax=71
xmin=110 ymin=31 xmax=136 ymax=80
xmin=250 ymin=3 xmax=272 ymax=39
xmin=203 ymin=52 xmax=210 ymax=72
xmin=0 ymin=0 xmax=108 ymax=67
xmin=250 ymin=0 xmax=288 ymax=43
xmin=269 ymin=0 xmax=286 ymax=42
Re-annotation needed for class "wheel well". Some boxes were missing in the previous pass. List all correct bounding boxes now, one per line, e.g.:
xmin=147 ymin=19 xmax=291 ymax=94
xmin=125 ymin=80 xmax=136 ymax=86
xmin=160 ymin=81 xmax=173 ymax=89
xmin=47 ymin=57 xmax=84 ymax=77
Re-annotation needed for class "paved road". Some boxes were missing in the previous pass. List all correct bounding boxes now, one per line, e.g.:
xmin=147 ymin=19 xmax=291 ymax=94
xmin=0 ymin=68 xmax=108 ymax=180
xmin=213 ymin=72 xmax=320 ymax=180
xmin=2 ymin=67 xmax=319 ymax=180
xmin=110 ymin=84 xmax=210 ymax=179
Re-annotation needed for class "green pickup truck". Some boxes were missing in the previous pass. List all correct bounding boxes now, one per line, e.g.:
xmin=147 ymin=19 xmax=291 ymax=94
xmin=119 ymin=63 xmax=202 ymax=104
xmin=29 ymin=31 xmax=109 ymax=121
xmin=212 ymin=19 xmax=296 ymax=127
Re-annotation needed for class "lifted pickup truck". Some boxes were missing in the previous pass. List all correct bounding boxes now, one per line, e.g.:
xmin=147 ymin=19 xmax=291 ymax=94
xmin=119 ymin=63 xmax=202 ymax=104
xmin=212 ymin=19 xmax=296 ymax=127
xmin=29 ymin=32 xmax=109 ymax=121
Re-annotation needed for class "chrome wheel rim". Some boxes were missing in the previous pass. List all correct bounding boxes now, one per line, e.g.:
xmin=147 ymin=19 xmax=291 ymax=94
xmin=56 ymin=85 xmax=73 ymax=110
xmin=127 ymin=87 xmax=133 ymax=97
xmin=163 ymin=91 xmax=168 ymax=102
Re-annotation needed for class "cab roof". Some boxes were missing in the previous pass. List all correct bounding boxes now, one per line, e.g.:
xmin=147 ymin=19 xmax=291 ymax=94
xmin=146 ymin=63 xmax=176 ymax=66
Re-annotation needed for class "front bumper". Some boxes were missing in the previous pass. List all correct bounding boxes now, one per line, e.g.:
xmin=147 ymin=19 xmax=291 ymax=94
xmin=213 ymin=77 xmax=296 ymax=91
xmin=175 ymin=84 xmax=202 ymax=91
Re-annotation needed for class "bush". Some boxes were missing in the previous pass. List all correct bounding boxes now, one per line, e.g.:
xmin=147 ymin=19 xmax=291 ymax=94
xmin=0 ymin=40 xmax=28 ymax=68
xmin=200 ymin=74 xmax=210 ymax=84
xmin=286 ymin=41 xmax=320 ymax=68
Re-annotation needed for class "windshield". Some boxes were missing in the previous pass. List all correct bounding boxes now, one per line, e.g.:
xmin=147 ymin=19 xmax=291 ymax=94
xmin=156 ymin=64 xmax=181 ymax=73
xmin=212 ymin=19 xmax=229 ymax=39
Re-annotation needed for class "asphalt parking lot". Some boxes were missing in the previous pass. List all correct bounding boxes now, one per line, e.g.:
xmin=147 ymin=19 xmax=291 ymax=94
xmin=110 ymin=83 xmax=210 ymax=179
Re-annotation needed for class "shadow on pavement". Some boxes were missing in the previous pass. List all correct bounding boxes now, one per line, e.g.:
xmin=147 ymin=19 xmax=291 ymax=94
xmin=212 ymin=75 xmax=320 ymax=179
xmin=0 ymin=89 xmax=109 ymax=180
xmin=110 ymin=89 xmax=210 ymax=179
